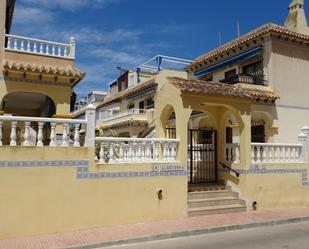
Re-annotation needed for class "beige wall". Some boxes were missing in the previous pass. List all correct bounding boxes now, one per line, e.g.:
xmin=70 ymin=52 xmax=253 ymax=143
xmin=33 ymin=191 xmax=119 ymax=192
xmin=269 ymin=38 xmax=309 ymax=142
xmin=0 ymin=146 xmax=187 ymax=240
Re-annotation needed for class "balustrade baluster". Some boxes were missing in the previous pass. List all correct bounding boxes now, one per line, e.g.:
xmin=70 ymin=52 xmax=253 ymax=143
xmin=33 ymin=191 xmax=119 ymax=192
xmin=145 ymin=141 xmax=151 ymax=161
xmin=46 ymin=43 xmax=50 ymax=55
xmin=163 ymin=142 xmax=168 ymax=161
xmin=251 ymin=146 xmax=255 ymax=163
xmin=33 ymin=41 xmax=37 ymax=53
xmin=49 ymin=122 xmax=56 ymax=146
xmin=171 ymin=142 xmax=177 ymax=161
xmin=128 ymin=142 xmax=133 ymax=162
xmin=52 ymin=45 xmax=55 ymax=55
xmin=27 ymin=40 xmax=31 ymax=52
xmin=37 ymin=122 xmax=44 ymax=147
xmin=64 ymin=46 xmax=68 ymax=56
xmin=118 ymin=142 xmax=124 ymax=162
xmin=109 ymin=142 xmax=114 ymax=163
xmin=262 ymin=146 xmax=267 ymax=163
xmin=62 ymin=123 xmax=69 ymax=146
xmin=40 ymin=42 xmax=43 ymax=54
xmin=74 ymin=123 xmax=80 ymax=147
xmin=10 ymin=121 xmax=17 ymax=146
xmin=99 ymin=143 xmax=104 ymax=163
xmin=20 ymin=39 xmax=24 ymax=51
xmin=291 ymin=147 xmax=296 ymax=162
xmin=7 ymin=37 xmax=11 ymax=49
xmin=256 ymin=146 xmax=261 ymax=163
xmin=0 ymin=121 xmax=3 ymax=146
xmin=23 ymin=121 xmax=31 ymax=146
xmin=137 ymin=142 xmax=142 ymax=161
xmin=235 ymin=145 xmax=240 ymax=163
xmin=57 ymin=46 xmax=61 ymax=56
xmin=14 ymin=38 xmax=18 ymax=50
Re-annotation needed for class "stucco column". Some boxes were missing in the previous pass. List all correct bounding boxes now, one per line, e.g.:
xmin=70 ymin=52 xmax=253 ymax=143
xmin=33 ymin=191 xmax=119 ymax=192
xmin=239 ymin=108 xmax=251 ymax=169
xmin=175 ymin=109 xmax=191 ymax=167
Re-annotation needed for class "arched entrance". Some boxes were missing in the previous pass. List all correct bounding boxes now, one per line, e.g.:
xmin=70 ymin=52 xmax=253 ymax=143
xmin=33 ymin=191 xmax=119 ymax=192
xmin=188 ymin=110 xmax=217 ymax=184
xmin=1 ymin=91 xmax=56 ymax=117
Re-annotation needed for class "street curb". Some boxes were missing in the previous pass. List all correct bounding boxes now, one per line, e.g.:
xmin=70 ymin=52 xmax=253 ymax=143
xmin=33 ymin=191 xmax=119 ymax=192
xmin=65 ymin=216 xmax=309 ymax=249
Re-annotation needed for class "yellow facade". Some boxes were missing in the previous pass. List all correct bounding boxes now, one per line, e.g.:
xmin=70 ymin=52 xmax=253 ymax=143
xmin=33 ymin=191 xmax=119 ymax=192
xmin=0 ymin=146 xmax=187 ymax=239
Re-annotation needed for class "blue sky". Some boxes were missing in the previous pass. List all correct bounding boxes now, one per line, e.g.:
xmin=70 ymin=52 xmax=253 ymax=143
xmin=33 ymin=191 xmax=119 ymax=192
xmin=11 ymin=0 xmax=300 ymax=96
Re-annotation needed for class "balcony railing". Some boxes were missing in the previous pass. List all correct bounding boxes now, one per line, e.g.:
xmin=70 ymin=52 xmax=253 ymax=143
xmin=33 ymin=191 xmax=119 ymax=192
xmin=4 ymin=34 xmax=75 ymax=59
xmin=102 ymin=109 xmax=147 ymax=122
xmin=95 ymin=137 xmax=179 ymax=163
xmin=0 ymin=115 xmax=87 ymax=147
xmin=220 ymin=74 xmax=267 ymax=86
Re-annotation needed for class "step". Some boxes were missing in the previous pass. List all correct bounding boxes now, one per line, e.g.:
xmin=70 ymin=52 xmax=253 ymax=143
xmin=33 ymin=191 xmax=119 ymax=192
xmin=188 ymin=197 xmax=245 ymax=208
xmin=188 ymin=204 xmax=247 ymax=217
xmin=188 ymin=190 xmax=239 ymax=200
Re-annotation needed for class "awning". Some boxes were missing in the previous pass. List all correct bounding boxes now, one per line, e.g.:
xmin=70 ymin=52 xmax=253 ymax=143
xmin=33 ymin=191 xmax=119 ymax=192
xmin=193 ymin=46 xmax=262 ymax=77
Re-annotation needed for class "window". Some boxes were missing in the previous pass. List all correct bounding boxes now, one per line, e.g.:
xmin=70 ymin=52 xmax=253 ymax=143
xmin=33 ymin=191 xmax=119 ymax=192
xmin=146 ymin=98 xmax=155 ymax=109
xmin=225 ymin=69 xmax=236 ymax=79
xmin=251 ymin=120 xmax=265 ymax=143
xmin=226 ymin=127 xmax=233 ymax=144
xmin=128 ymin=103 xmax=134 ymax=110
xmin=243 ymin=61 xmax=263 ymax=76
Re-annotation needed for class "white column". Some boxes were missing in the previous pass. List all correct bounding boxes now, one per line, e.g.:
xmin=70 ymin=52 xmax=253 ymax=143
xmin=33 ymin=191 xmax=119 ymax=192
xmin=298 ymin=132 xmax=308 ymax=162
xmin=10 ymin=121 xmax=17 ymax=146
xmin=85 ymin=104 xmax=96 ymax=147
xmin=69 ymin=37 xmax=76 ymax=59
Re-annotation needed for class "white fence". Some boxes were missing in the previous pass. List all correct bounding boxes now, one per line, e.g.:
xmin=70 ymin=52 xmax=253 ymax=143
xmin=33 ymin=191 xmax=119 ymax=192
xmin=0 ymin=116 xmax=87 ymax=147
xmin=223 ymin=143 xmax=240 ymax=164
xmin=102 ymin=109 xmax=147 ymax=122
xmin=5 ymin=34 xmax=75 ymax=59
xmin=251 ymin=143 xmax=304 ymax=164
xmin=95 ymin=137 xmax=179 ymax=163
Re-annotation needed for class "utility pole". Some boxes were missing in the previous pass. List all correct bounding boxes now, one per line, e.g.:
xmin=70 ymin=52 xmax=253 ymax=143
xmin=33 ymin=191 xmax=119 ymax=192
xmin=237 ymin=21 xmax=240 ymax=37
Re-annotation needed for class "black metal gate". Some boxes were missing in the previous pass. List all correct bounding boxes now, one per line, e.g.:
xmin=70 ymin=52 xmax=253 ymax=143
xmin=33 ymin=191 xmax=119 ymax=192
xmin=188 ymin=129 xmax=217 ymax=184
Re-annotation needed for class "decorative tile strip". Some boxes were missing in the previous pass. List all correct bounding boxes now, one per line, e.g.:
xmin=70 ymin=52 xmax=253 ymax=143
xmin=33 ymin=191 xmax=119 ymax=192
xmin=0 ymin=160 xmax=88 ymax=168
xmin=218 ymin=167 xmax=309 ymax=186
xmin=0 ymin=160 xmax=186 ymax=179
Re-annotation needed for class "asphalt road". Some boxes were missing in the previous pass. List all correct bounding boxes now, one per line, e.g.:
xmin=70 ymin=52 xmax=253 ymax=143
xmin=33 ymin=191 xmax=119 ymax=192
xmin=98 ymin=221 xmax=309 ymax=249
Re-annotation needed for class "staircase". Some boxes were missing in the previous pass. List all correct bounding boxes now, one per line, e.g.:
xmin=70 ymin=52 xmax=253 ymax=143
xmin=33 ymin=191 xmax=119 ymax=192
xmin=188 ymin=185 xmax=247 ymax=217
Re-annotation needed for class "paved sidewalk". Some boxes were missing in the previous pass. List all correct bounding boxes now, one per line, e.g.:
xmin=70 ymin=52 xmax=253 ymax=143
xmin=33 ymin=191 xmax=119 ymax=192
xmin=1 ymin=208 xmax=309 ymax=249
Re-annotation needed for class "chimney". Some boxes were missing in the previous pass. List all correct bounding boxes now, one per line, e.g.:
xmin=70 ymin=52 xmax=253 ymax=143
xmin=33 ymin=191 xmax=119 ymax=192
xmin=284 ymin=0 xmax=309 ymax=35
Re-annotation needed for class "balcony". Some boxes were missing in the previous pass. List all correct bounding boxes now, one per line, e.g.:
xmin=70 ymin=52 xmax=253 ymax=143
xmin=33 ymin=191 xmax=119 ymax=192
xmin=4 ymin=34 xmax=75 ymax=59
xmin=220 ymin=74 xmax=267 ymax=86
xmin=2 ymin=34 xmax=84 ymax=89
xmin=97 ymin=109 xmax=154 ymax=129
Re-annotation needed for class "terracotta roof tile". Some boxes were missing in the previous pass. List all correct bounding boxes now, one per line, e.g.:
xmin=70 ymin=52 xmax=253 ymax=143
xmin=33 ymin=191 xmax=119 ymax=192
xmin=101 ymin=120 xmax=148 ymax=130
xmin=3 ymin=59 xmax=85 ymax=78
xmin=168 ymin=77 xmax=279 ymax=102
xmin=189 ymin=23 xmax=309 ymax=70
xmin=97 ymin=79 xmax=156 ymax=108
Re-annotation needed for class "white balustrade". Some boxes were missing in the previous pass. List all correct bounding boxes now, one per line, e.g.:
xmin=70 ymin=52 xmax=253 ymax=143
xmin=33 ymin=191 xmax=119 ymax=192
xmin=5 ymin=34 xmax=75 ymax=59
xmin=251 ymin=143 xmax=304 ymax=164
xmin=223 ymin=143 xmax=240 ymax=164
xmin=102 ymin=109 xmax=147 ymax=122
xmin=95 ymin=137 xmax=180 ymax=163
xmin=0 ymin=116 xmax=87 ymax=147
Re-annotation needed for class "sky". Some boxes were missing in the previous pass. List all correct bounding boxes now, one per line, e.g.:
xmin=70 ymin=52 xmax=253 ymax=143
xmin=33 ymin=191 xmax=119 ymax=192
xmin=10 ymin=0 xmax=301 ymax=97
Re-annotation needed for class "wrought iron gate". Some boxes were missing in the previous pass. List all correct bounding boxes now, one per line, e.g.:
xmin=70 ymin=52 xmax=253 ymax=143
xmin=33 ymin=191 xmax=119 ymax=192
xmin=188 ymin=129 xmax=217 ymax=184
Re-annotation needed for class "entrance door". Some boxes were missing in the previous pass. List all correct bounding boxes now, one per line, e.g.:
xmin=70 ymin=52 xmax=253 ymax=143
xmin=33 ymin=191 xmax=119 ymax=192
xmin=188 ymin=129 xmax=217 ymax=184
